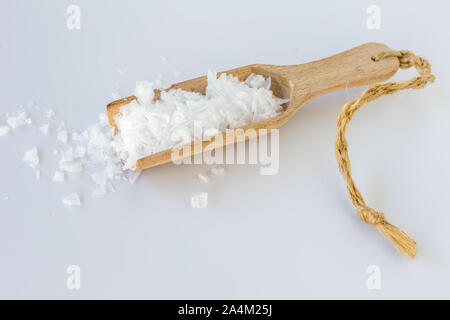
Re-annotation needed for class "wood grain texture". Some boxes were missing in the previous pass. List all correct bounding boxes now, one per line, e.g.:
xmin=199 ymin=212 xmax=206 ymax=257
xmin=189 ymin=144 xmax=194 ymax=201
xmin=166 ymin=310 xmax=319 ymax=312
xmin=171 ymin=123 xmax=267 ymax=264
xmin=107 ymin=42 xmax=399 ymax=170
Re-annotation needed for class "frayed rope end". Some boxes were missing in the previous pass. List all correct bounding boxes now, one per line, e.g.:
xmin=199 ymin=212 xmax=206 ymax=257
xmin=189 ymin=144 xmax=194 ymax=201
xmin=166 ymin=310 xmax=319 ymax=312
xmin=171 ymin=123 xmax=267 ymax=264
xmin=376 ymin=222 xmax=416 ymax=258
xmin=357 ymin=206 xmax=416 ymax=258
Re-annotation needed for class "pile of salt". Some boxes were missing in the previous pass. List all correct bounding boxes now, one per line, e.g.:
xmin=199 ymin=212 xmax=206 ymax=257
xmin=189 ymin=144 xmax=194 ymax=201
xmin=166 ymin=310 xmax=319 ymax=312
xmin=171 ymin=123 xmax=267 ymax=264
xmin=113 ymin=71 xmax=288 ymax=169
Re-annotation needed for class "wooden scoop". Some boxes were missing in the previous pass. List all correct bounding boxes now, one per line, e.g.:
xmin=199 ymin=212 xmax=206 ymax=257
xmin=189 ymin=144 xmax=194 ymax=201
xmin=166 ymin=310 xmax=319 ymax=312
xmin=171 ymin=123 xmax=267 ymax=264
xmin=107 ymin=42 xmax=399 ymax=170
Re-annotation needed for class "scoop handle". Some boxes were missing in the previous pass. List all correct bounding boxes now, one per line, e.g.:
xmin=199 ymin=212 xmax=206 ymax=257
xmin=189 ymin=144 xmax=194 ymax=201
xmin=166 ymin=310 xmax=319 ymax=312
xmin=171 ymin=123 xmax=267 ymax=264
xmin=268 ymin=43 xmax=400 ymax=105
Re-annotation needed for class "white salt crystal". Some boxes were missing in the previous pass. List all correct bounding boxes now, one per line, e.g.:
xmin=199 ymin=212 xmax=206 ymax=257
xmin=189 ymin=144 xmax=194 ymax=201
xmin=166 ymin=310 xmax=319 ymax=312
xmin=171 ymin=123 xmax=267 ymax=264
xmin=117 ymin=68 xmax=125 ymax=76
xmin=191 ymin=192 xmax=208 ymax=208
xmin=72 ymin=131 xmax=88 ymax=141
xmin=210 ymin=167 xmax=225 ymax=175
xmin=0 ymin=126 xmax=10 ymax=136
xmin=46 ymin=110 xmax=56 ymax=119
xmin=62 ymin=148 xmax=74 ymax=161
xmin=59 ymin=160 xmax=83 ymax=173
xmin=7 ymin=110 xmax=32 ymax=129
xmin=40 ymin=124 xmax=51 ymax=135
xmin=91 ymin=171 xmax=108 ymax=185
xmin=197 ymin=173 xmax=210 ymax=183
xmin=53 ymin=171 xmax=65 ymax=182
xmin=23 ymin=147 xmax=40 ymax=169
xmin=134 ymin=81 xmax=154 ymax=104
xmin=53 ymin=149 xmax=59 ymax=155
xmin=161 ymin=56 xmax=167 ymax=62
xmin=35 ymin=170 xmax=41 ymax=180
xmin=245 ymin=73 xmax=271 ymax=90
xmin=57 ymin=130 xmax=69 ymax=144
xmin=99 ymin=113 xmax=109 ymax=126
xmin=105 ymin=181 xmax=116 ymax=193
xmin=112 ymin=93 xmax=121 ymax=100
xmin=73 ymin=145 xmax=86 ymax=158
xmin=126 ymin=170 xmax=141 ymax=184
xmin=62 ymin=193 xmax=82 ymax=207
xmin=92 ymin=185 xmax=107 ymax=198
xmin=154 ymin=79 xmax=170 ymax=90
xmin=106 ymin=161 xmax=124 ymax=180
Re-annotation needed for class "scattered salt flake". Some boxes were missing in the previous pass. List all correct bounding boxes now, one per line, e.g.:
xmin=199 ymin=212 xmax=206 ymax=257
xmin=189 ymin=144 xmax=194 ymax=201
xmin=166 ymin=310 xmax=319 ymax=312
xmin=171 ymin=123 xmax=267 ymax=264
xmin=62 ymin=148 xmax=74 ymax=161
xmin=53 ymin=171 xmax=65 ymax=182
xmin=105 ymin=181 xmax=116 ymax=193
xmin=39 ymin=124 xmax=51 ymax=135
xmin=62 ymin=193 xmax=82 ymax=207
xmin=191 ymin=192 xmax=208 ymax=208
xmin=126 ymin=170 xmax=141 ymax=184
xmin=197 ymin=173 xmax=210 ymax=183
xmin=106 ymin=162 xmax=124 ymax=180
xmin=57 ymin=130 xmax=69 ymax=144
xmin=7 ymin=110 xmax=32 ymax=129
xmin=0 ymin=126 xmax=10 ymax=136
xmin=46 ymin=110 xmax=55 ymax=119
xmin=210 ymin=167 xmax=225 ymax=175
xmin=91 ymin=171 xmax=107 ymax=185
xmin=161 ymin=56 xmax=167 ymax=62
xmin=72 ymin=131 xmax=88 ymax=141
xmin=53 ymin=149 xmax=59 ymax=155
xmin=92 ymin=185 xmax=107 ymax=199
xmin=23 ymin=147 xmax=40 ymax=169
xmin=35 ymin=170 xmax=41 ymax=180
xmin=117 ymin=68 xmax=125 ymax=76
xmin=59 ymin=160 xmax=83 ymax=173
xmin=73 ymin=145 xmax=86 ymax=158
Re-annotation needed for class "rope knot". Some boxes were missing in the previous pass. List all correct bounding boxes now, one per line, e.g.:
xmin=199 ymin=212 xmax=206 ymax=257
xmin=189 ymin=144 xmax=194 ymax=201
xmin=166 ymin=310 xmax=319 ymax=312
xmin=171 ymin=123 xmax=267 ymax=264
xmin=357 ymin=206 xmax=385 ymax=225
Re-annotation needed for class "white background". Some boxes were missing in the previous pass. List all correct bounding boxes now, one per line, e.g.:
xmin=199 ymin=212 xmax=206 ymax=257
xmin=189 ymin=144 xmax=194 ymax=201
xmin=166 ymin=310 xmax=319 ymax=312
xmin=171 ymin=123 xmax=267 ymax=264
xmin=0 ymin=0 xmax=449 ymax=299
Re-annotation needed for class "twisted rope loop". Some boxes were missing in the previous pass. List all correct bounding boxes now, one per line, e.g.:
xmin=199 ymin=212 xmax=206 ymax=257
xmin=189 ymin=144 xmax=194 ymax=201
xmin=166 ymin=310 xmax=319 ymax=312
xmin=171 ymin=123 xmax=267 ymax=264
xmin=335 ymin=50 xmax=435 ymax=258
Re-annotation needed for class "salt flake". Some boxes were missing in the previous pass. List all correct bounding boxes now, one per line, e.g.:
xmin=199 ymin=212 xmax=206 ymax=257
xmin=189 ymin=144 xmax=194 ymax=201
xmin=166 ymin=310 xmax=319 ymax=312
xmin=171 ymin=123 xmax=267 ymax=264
xmin=23 ymin=147 xmax=40 ymax=169
xmin=40 ymin=124 xmax=51 ymax=135
xmin=126 ymin=170 xmax=141 ymax=184
xmin=57 ymin=130 xmax=69 ymax=144
xmin=0 ymin=126 xmax=10 ymax=136
xmin=62 ymin=193 xmax=82 ymax=207
xmin=197 ymin=173 xmax=210 ymax=183
xmin=46 ymin=110 xmax=56 ymax=119
xmin=134 ymin=81 xmax=154 ymax=104
xmin=191 ymin=192 xmax=208 ymax=208
xmin=59 ymin=160 xmax=83 ymax=173
xmin=53 ymin=171 xmax=65 ymax=182
xmin=7 ymin=110 xmax=32 ymax=129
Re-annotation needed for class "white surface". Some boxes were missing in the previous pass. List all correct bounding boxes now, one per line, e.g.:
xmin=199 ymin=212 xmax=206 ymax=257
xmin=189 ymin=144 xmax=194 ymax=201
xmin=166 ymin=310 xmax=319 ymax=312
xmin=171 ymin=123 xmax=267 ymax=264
xmin=0 ymin=0 xmax=449 ymax=299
